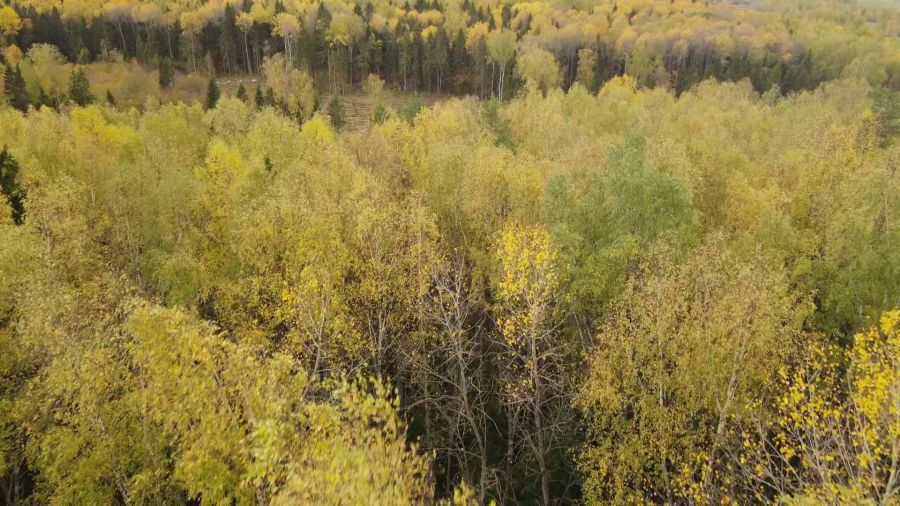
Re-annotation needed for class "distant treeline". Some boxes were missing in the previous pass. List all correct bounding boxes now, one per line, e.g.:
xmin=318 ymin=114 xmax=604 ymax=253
xmin=2 ymin=0 xmax=900 ymax=98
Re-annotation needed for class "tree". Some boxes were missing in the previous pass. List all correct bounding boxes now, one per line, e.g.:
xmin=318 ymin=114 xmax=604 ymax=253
xmin=577 ymin=241 xmax=807 ymax=504
xmin=254 ymin=85 xmax=264 ymax=108
xmin=157 ymin=57 xmax=174 ymax=89
xmin=26 ymin=44 xmax=68 ymax=106
xmin=739 ymin=310 xmax=900 ymax=504
xmin=324 ymin=13 xmax=365 ymax=92
xmin=516 ymin=48 xmax=561 ymax=96
xmin=262 ymin=54 xmax=316 ymax=121
xmin=576 ymin=48 xmax=596 ymax=90
xmin=235 ymin=82 xmax=247 ymax=101
xmin=419 ymin=256 xmax=494 ymax=502
xmin=542 ymin=138 xmax=697 ymax=322
xmin=2 ymin=65 xmax=28 ymax=112
xmin=872 ymin=85 xmax=900 ymax=145
xmin=494 ymin=223 xmax=570 ymax=506
xmin=364 ymin=74 xmax=389 ymax=125
xmin=349 ymin=197 xmax=440 ymax=380
xmin=0 ymin=6 xmax=22 ymax=41
xmin=272 ymin=13 xmax=300 ymax=64
xmin=486 ymin=29 xmax=516 ymax=99
xmin=450 ymin=29 xmax=470 ymax=92
xmin=236 ymin=12 xmax=254 ymax=74
xmin=424 ymin=26 xmax=450 ymax=92
xmin=0 ymin=147 xmax=23 ymax=224
xmin=127 ymin=303 xmax=433 ymax=505
xmin=327 ymin=96 xmax=345 ymax=129
xmin=205 ymin=77 xmax=220 ymax=110
xmin=398 ymin=96 xmax=424 ymax=125
xmin=372 ymin=103 xmax=389 ymax=125
xmin=68 ymin=67 xmax=93 ymax=106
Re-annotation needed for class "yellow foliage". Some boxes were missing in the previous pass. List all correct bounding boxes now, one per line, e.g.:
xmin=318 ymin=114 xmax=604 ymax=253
xmin=0 ymin=6 xmax=22 ymax=37
xmin=740 ymin=310 xmax=900 ymax=503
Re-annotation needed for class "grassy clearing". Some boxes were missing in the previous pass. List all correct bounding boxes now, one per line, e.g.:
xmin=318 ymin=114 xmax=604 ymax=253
xmin=325 ymin=91 xmax=449 ymax=131
xmin=83 ymin=62 xmax=446 ymax=130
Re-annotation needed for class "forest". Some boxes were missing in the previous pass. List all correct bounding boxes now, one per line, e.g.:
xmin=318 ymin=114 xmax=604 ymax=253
xmin=0 ymin=0 xmax=899 ymax=504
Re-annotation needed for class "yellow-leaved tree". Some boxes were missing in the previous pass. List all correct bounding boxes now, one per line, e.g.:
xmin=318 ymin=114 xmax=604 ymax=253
xmin=739 ymin=310 xmax=899 ymax=504
xmin=128 ymin=302 xmax=432 ymax=505
xmin=577 ymin=240 xmax=807 ymax=504
xmin=494 ymin=223 xmax=573 ymax=506
xmin=261 ymin=53 xmax=316 ymax=122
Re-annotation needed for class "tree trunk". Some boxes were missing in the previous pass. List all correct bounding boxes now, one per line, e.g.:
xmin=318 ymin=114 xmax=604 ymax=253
xmin=506 ymin=406 xmax=519 ymax=503
xmin=531 ymin=333 xmax=550 ymax=505
xmin=243 ymin=33 xmax=252 ymax=74
xmin=116 ymin=21 xmax=127 ymax=53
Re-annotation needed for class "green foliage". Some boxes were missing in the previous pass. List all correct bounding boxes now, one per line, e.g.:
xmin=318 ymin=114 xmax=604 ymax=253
xmin=371 ymin=102 xmax=389 ymax=125
xmin=545 ymin=138 xmax=697 ymax=316
xmin=0 ymin=147 xmax=23 ymax=224
xmin=327 ymin=95 xmax=345 ymax=130
xmin=481 ymin=99 xmax=514 ymax=150
xmin=398 ymin=95 xmax=424 ymax=125
xmin=157 ymin=57 xmax=174 ymax=89
xmin=205 ymin=77 xmax=220 ymax=110
xmin=2 ymin=64 xmax=27 ymax=112
xmin=872 ymin=85 xmax=900 ymax=144
xmin=68 ymin=67 xmax=93 ymax=106
xmin=253 ymin=85 xmax=264 ymax=109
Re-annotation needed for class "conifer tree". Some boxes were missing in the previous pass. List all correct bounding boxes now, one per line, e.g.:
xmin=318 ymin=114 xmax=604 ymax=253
xmin=3 ymin=64 xmax=28 ymax=112
xmin=205 ymin=77 xmax=220 ymax=109
xmin=68 ymin=67 xmax=93 ymax=106
xmin=158 ymin=57 xmax=175 ymax=89
xmin=254 ymin=85 xmax=264 ymax=108
xmin=327 ymin=95 xmax=345 ymax=129
xmin=0 ymin=146 xmax=23 ymax=224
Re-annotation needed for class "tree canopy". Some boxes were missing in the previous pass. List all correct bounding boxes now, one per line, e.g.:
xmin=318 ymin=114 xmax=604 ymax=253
xmin=0 ymin=1 xmax=899 ymax=505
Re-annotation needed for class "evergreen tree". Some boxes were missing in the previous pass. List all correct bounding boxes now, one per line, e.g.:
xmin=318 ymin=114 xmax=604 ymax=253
xmin=106 ymin=89 xmax=117 ymax=106
xmin=0 ymin=146 xmax=24 ymax=224
xmin=872 ymin=85 xmax=900 ymax=145
xmin=3 ymin=65 xmax=29 ymax=112
xmin=221 ymin=4 xmax=241 ymax=74
xmin=3 ymin=65 xmax=14 ymax=107
xmin=236 ymin=82 xmax=247 ymax=101
xmin=429 ymin=27 xmax=449 ymax=92
xmin=36 ymin=87 xmax=52 ymax=109
xmin=398 ymin=95 xmax=423 ymax=125
xmin=69 ymin=67 xmax=93 ymax=106
xmin=449 ymin=30 xmax=469 ymax=92
xmin=205 ymin=77 xmax=220 ymax=109
xmin=371 ymin=102 xmax=388 ymax=125
xmin=254 ymin=85 xmax=264 ymax=108
xmin=158 ymin=57 xmax=175 ymax=89
xmin=327 ymin=95 xmax=345 ymax=129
